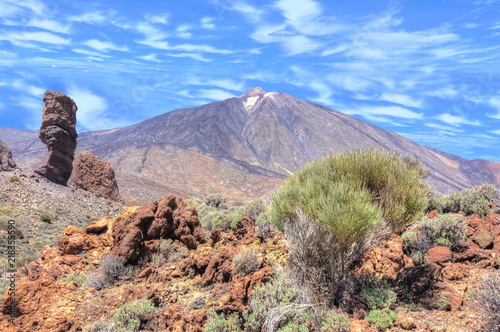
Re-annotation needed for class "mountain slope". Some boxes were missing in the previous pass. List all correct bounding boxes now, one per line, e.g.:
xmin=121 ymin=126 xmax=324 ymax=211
xmin=1 ymin=88 xmax=498 ymax=205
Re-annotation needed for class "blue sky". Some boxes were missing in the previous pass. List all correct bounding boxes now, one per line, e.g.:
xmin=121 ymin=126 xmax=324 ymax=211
xmin=0 ymin=0 xmax=499 ymax=161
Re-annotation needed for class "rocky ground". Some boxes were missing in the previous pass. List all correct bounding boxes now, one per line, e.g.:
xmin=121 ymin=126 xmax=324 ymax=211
xmin=0 ymin=188 xmax=498 ymax=331
xmin=0 ymin=170 xmax=123 ymax=269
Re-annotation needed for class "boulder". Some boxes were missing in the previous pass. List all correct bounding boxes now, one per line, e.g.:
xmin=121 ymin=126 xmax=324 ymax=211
xmin=69 ymin=152 xmax=124 ymax=203
xmin=0 ymin=139 xmax=17 ymax=171
xmin=471 ymin=230 xmax=494 ymax=249
xmin=34 ymin=90 xmax=78 ymax=185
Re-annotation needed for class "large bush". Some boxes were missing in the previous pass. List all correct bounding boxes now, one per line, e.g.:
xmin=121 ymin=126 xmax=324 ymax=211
xmin=268 ymin=150 xmax=429 ymax=304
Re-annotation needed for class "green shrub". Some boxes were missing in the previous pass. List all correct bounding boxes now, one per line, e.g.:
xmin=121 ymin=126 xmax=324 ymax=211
xmin=320 ymin=312 xmax=350 ymax=332
xmin=8 ymin=176 xmax=19 ymax=183
xmin=112 ymin=299 xmax=157 ymax=331
xmin=402 ymin=214 xmax=467 ymax=265
xmin=244 ymin=269 xmax=301 ymax=332
xmin=277 ymin=322 xmax=309 ymax=332
xmin=436 ymin=295 xmax=450 ymax=311
xmin=366 ymin=308 xmax=398 ymax=329
xmin=268 ymin=150 xmax=429 ymax=304
xmin=205 ymin=194 xmax=227 ymax=208
xmin=429 ymin=184 xmax=499 ymax=217
xmin=476 ymin=271 xmax=500 ymax=331
xmin=360 ymin=277 xmax=397 ymax=310
xmin=39 ymin=213 xmax=52 ymax=223
xmin=61 ymin=274 xmax=85 ymax=287
xmin=205 ymin=308 xmax=242 ymax=332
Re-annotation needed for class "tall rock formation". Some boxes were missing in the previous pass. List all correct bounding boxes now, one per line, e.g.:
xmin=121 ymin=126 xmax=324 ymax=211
xmin=0 ymin=139 xmax=17 ymax=171
xmin=34 ymin=90 xmax=78 ymax=185
xmin=69 ymin=152 xmax=124 ymax=204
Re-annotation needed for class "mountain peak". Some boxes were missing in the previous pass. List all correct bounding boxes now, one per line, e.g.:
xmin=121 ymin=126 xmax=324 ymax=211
xmin=239 ymin=87 xmax=268 ymax=111
xmin=240 ymin=87 xmax=266 ymax=97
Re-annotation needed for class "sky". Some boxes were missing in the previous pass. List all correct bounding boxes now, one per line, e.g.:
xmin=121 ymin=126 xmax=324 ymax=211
xmin=0 ymin=0 xmax=499 ymax=161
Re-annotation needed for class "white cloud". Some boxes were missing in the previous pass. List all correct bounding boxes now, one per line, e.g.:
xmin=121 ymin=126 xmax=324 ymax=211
xmin=197 ymin=89 xmax=235 ymax=100
xmin=163 ymin=52 xmax=211 ymax=62
xmin=379 ymin=93 xmax=423 ymax=108
xmin=186 ymin=77 xmax=245 ymax=91
xmin=464 ymin=23 xmax=480 ymax=28
xmin=201 ymin=17 xmax=216 ymax=29
xmin=0 ymin=50 xmax=17 ymax=58
xmin=428 ymin=87 xmax=459 ymax=99
xmin=66 ymin=86 xmax=111 ymax=131
xmin=68 ymin=11 xmax=115 ymax=25
xmin=72 ymin=48 xmax=112 ymax=58
xmin=137 ymin=54 xmax=162 ymax=62
xmin=491 ymin=129 xmax=500 ymax=135
xmin=1 ymin=31 xmax=71 ymax=46
xmin=355 ymin=105 xmax=423 ymax=119
xmin=144 ymin=13 xmax=169 ymax=24
xmin=227 ymin=1 xmax=265 ymax=23
xmin=436 ymin=113 xmax=482 ymax=126
xmin=136 ymin=38 xmax=232 ymax=54
xmin=28 ymin=19 xmax=71 ymax=34
xmin=487 ymin=96 xmax=500 ymax=118
xmin=82 ymin=39 xmax=129 ymax=52
xmin=11 ymin=80 xmax=45 ymax=97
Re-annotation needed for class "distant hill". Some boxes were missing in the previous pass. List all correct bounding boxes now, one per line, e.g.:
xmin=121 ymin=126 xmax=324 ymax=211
xmin=2 ymin=87 xmax=498 ymax=205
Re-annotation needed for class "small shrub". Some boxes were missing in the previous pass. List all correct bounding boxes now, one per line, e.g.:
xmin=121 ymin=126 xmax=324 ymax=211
xmin=86 ymin=255 xmax=130 ymax=289
xmin=244 ymin=269 xmax=299 ymax=331
xmin=402 ymin=214 xmax=467 ymax=265
xmin=476 ymin=271 xmax=500 ymax=331
xmin=366 ymin=308 xmax=398 ymax=330
xmin=429 ymin=184 xmax=499 ymax=217
xmin=8 ymin=176 xmax=19 ymax=183
xmin=233 ymin=248 xmax=260 ymax=276
xmin=436 ymin=295 xmax=450 ymax=311
xmin=150 ymin=253 xmax=163 ymax=268
xmin=113 ymin=299 xmax=157 ymax=332
xmin=61 ymin=274 xmax=85 ymax=287
xmin=360 ymin=277 xmax=397 ymax=310
xmin=83 ymin=320 xmax=115 ymax=332
xmin=320 ymin=312 xmax=350 ymax=332
xmin=277 ymin=322 xmax=309 ymax=332
xmin=39 ymin=213 xmax=52 ymax=223
xmin=205 ymin=194 xmax=227 ymax=208
xmin=205 ymin=308 xmax=242 ymax=332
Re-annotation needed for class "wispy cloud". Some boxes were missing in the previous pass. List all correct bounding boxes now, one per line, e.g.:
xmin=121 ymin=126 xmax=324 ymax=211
xmin=82 ymin=39 xmax=129 ymax=52
xmin=0 ymin=31 xmax=71 ymax=46
xmin=144 ymin=13 xmax=169 ymax=24
xmin=68 ymin=11 xmax=115 ymax=25
xmin=28 ymin=19 xmax=72 ymax=34
xmin=353 ymin=105 xmax=424 ymax=119
xmin=436 ymin=113 xmax=482 ymax=126
xmin=197 ymin=89 xmax=236 ymax=100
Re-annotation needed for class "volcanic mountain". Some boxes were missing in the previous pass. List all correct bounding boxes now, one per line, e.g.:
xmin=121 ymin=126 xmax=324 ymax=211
xmin=1 ymin=87 xmax=498 ymax=205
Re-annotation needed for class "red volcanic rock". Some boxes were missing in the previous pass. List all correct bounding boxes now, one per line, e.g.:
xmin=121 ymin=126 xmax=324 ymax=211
xmin=0 ymin=139 xmax=17 ymax=171
xmin=34 ymin=90 xmax=78 ymax=185
xmin=69 ymin=152 xmax=124 ymax=203
xmin=111 ymin=195 xmax=205 ymax=263
xmin=471 ymin=230 xmax=494 ymax=249
xmin=426 ymin=246 xmax=453 ymax=265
